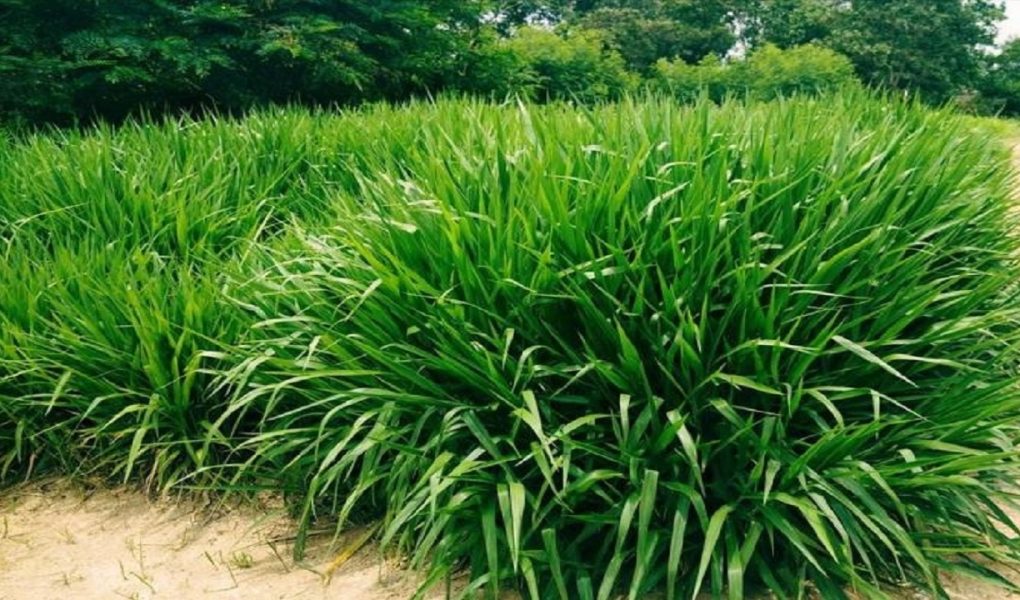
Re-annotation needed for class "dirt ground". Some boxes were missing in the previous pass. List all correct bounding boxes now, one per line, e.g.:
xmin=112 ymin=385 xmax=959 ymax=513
xmin=0 ymin=480 xmax=465 ymax=600
xmin=1 ymin=480 xmax=1018 ymax=600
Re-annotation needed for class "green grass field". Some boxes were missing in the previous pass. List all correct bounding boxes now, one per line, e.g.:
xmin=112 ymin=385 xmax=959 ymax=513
xmin=3 ymin=94 xmax=1020 ymax=599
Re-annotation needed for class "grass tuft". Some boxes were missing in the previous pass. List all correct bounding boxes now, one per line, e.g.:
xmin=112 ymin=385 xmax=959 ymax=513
xmin=3 ymin=94 xmax=1020 ymax=598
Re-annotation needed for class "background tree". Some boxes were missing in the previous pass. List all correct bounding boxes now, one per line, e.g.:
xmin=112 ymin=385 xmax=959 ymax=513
xmin=574 ymin=1 xmax=737 ymax=72
xmin=486 ymin=0 xmax=572 ymax=30
xmin=501 ymin=26 xmax=637 ymax=100
xmin=0 ymin=0 xmax=1016 ymax=125
xmin=745 ymin=0 xmax=1004 ymax=102
xmin=740 ymin=0 xmax=837 ymax=48
xmin=977 ymin=37 xmax=1020 ymax=114
xmin=0 ymin=0 xmax=487 ymax=124
xmin=829 ymin=0 xmax=1002 ymax=102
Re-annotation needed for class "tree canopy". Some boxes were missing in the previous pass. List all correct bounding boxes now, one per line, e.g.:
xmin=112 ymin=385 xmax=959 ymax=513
xmin=0 ymin=0 xmax=1016 ymax=125
xmin=748 ymin=0 xmax=1003 ymax=102
xmin=0 ymin=0 xmax=484 ymax=123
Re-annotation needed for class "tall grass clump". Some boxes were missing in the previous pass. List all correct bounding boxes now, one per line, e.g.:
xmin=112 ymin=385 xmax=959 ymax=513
xmin=2 ymin=94 xmax=1020 ymax=598
xmin=0 ymin=103 xmax=494 ymax=483
xmin=0 ymin=105 xmax=455 ymax=482
xmin=216 ymin=96 xmax=1020 ymax=598
xmin=0 ymin=110 xmax=350 ymax=482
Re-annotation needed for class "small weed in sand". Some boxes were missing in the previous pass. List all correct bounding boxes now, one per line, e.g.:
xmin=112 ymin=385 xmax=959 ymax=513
xmin=231 ymin=551 xmax=254 ymax=569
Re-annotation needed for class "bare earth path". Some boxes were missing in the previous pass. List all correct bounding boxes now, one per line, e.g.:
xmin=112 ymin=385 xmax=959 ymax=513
xmin=1 ymin=481 xmax=1017 ymax=599
xmin=0 ymin=481 xmax=455 ymax=600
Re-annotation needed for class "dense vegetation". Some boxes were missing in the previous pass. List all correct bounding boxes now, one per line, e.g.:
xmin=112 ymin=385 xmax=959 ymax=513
xmin=2 ymin=95 xmax=1020 ymax=598
xmin=653 ymin=43 xmax=856 ymax=102
xmin=0 ymin=0 xmax=1013 ymax=125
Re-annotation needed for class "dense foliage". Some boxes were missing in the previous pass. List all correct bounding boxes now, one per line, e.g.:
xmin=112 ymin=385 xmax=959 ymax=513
xmin=570 ymin=0 xmax=739 ymax=73
xmin=978 ymin=37 xmax=1020 ymax=115
xmin=2 ymin=95 xmax=1020 ymax=598
xmin=498 ymin=27 xmax=638 ymax=101
xmin=0 ymin=0 xmax=483 ymax=124
xmin=746 ymin=0 xmax=1003 ymax=103
xmin=1 ymin=0 xmax=1018 ymax=124
xmin=654 ymin=44 xmax=857 ymax=102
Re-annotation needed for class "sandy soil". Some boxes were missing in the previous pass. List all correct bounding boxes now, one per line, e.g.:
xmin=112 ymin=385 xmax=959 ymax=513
xmin=0 ymin=480 xmax=459 ymax=600
xmin=1 ymin=480 xmax=1018 ymax=600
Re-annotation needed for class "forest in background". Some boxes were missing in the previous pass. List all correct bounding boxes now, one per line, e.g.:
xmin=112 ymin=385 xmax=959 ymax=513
xmin=0 ymin=0 xmax=1017 ymax=125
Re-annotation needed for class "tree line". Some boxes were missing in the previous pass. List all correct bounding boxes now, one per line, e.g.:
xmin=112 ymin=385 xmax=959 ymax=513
xmin=0 ymin=0 xmax=1015 ymax=125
